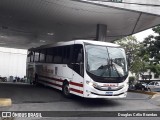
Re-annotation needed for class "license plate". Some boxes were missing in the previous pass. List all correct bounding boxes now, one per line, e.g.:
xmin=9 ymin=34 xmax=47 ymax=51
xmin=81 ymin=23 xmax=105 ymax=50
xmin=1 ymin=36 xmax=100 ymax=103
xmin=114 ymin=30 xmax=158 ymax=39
xmin=106 ymin=92 xmax=113 ymax=95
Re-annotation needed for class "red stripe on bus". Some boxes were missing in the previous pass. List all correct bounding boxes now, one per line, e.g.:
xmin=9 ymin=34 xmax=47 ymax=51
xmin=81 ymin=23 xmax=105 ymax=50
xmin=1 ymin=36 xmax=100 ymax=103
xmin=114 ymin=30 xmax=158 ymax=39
xmin=39 ymin=79 xmax=62 ymax=88
xmin=38 ymin=75 xmax=83 ymax=93
xmin=69 ymin=81 xmax=83 ymax=87
xmin=39 ymin=79 xmax=83 ymax=94
xmin=39 ymin=75 xmax=63 ymax=82
xmin=39 ymin=75 xmax=83 ymax=88
xmin=70 ymin=88 xmax=83 ymax=94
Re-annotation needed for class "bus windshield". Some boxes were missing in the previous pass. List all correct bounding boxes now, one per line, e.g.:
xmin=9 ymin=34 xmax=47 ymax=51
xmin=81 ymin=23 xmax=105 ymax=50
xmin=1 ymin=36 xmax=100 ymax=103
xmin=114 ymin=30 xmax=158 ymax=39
xmin=85 ymin=44 xmax=128 ymax=78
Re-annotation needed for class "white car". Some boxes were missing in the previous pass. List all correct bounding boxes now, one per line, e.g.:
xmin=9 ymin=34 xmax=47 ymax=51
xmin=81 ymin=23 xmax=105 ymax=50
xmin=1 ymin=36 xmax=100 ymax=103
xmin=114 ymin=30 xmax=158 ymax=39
xmin=147 ymin=81 xmax=160 ymax=92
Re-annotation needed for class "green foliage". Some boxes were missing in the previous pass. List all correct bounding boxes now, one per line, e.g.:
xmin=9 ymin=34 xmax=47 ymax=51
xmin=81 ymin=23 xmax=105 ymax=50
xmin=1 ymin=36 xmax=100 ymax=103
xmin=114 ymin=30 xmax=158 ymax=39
xmin=141 ymin=25 xmax=160 ymax=75
xmin=114 ymin=36 xmax=147 ymax=77
xmin=149 ymin=64 xmax=160 ymax=75
xmin=152 ymin=26 xmax=160 ymax=35
xmin=115 ymin=25 xmax=160 ymax=78
xmin=129 ymin=76 xmax=135 ymax=84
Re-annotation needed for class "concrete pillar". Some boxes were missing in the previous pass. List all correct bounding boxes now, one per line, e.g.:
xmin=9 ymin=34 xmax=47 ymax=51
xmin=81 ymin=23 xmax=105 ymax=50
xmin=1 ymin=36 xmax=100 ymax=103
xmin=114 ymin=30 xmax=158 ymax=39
xmin=96 ymin=24 xmax=107 ymax=41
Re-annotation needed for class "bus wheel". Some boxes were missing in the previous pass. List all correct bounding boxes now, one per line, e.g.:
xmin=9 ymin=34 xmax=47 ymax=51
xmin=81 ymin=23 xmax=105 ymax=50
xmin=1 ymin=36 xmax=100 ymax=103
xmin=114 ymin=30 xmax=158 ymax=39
xmin=34 ymin=75 xmax=39 ymax=86
xmin=62 ymin=82 xmax=71 ymax=98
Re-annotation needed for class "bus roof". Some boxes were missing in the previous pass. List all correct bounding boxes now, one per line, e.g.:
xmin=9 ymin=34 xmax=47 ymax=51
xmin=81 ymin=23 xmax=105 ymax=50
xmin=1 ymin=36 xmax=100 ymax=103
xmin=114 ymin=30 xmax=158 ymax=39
xmin=79 ymin=40 xmax=119 ymax=47
xmin=29 ymin=40 xmax=120 ymax=50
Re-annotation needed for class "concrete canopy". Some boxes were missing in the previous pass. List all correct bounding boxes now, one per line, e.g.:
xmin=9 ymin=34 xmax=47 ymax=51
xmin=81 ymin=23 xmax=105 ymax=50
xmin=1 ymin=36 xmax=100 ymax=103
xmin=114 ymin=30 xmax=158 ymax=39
xmin=0 ymin=0 xmax=160 ymax=49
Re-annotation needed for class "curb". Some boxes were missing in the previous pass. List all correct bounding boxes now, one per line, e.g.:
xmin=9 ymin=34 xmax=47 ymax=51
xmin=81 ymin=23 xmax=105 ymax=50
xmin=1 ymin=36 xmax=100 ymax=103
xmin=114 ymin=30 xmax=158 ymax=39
xmin=151 ymin=94 xmax=160 ymax=99
xmin=0 ymin=98 xmax=12 ymax=107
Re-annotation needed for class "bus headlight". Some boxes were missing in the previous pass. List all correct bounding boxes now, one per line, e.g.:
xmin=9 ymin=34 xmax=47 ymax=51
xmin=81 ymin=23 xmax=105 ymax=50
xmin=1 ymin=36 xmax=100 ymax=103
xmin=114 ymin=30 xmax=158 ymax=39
xmin=86 ymin=81 xmax=98 ymax=88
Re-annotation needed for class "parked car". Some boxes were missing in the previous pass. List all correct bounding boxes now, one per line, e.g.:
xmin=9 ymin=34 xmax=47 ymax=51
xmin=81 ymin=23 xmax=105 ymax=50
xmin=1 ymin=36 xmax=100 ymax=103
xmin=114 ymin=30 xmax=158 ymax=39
xmin=141 ymin=82 xmax=148 ymax=86
xmin=147 ymin=81 xmax=160 ymax=92
xmin=128 ymin=84 xmax=135 ymax=90
xmin=135 ymin=82 xmax=148 ymax=91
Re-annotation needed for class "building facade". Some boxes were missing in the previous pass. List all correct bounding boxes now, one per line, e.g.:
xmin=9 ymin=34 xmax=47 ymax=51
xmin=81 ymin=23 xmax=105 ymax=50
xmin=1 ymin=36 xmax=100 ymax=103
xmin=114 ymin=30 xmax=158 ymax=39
xmin=139 ymin=70 xmax=160 ymax=82
xmin=0 ymin=47 xmax=27 ymax=81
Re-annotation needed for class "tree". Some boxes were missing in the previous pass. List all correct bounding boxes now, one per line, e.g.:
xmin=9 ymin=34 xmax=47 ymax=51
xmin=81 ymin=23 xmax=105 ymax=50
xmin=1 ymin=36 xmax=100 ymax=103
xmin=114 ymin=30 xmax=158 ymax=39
xmin=142 ymin=26 xmax=160 ymax=76
xmin=129 ymin=76 xmax=135 ymax=85
xmin=114 ymin=36 xmax=148 ymax=80
xmin=115 ymin=26 xmax=160 ymax=81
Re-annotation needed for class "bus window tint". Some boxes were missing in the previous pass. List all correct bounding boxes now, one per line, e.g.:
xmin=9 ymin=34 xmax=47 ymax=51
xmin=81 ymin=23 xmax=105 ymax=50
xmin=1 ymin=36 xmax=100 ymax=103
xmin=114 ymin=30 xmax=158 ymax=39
xmin=54 ymin=47 xmax=62 ymax=63
xmin=74 ymin=45 xmax=84 ymax=63
xmin=63 ymin=46 xmax=70 ymax=64
xmin=34 ymin=51 xmax=40 ymax=62
xmin=46 ymin=48 xmax=53 ymax=63
xmin=31 ymin=51 xmax=35 ymax=62
xmin=73 ymin=44 xmax=84 ymax=76
xmin=27 ymin=51 xmax=31 ymax=62
xmin=39 ymin=49 xmax=46 ymax=62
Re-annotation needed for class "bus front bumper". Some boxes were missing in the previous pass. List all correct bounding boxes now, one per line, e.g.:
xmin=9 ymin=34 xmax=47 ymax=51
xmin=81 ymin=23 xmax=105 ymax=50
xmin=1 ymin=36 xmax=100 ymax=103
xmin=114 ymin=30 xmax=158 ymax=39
xmin=84 ymin=84 xmax=128 ymax=98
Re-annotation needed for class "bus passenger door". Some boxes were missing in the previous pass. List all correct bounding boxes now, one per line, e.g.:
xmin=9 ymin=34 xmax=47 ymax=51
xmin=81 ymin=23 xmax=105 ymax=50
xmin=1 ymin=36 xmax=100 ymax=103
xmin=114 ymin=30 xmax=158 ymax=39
xmin=70 ymin=44 xmax=84 ymax=96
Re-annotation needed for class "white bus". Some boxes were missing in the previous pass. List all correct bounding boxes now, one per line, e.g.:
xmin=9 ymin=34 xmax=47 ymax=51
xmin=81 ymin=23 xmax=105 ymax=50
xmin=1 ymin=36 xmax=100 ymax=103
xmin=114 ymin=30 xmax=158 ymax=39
xmin=27 ymin=40 xmax=129 ymax=98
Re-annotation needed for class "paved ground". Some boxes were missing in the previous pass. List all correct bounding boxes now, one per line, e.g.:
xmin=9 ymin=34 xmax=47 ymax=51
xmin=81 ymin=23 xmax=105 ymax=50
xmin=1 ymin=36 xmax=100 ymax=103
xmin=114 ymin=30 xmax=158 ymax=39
xmin=0 ymin=83 xmax=160 ymax=120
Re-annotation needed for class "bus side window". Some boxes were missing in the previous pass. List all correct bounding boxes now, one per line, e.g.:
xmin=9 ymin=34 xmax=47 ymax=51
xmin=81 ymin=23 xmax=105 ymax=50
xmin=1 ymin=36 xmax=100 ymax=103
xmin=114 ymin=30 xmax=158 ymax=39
xmin=34 ymin=51 xmax=40 ymax=62
xmin=27 ymin=51 xmax=34 ymax=63
xmin=63 ymin=46 xmax=70 ymax=64
xmin=46 ymin=48 xmax=53 ymax=63
xmin=30 ymin=51 xmax=34 ymax=62
xmin=74 ymin=45 xmax=84 ymax=63
xmin=72 ymin=44 xmax=84 ymax=77
xmin=52 ymin=47 xmax=56 ymax=63
xmin=54 ymin=47 xmax=62 ymax=64
xmin=39 ymin=49 xmax=46 ymax=63
xmin=27 ymin=51 xmax=31 ymax=63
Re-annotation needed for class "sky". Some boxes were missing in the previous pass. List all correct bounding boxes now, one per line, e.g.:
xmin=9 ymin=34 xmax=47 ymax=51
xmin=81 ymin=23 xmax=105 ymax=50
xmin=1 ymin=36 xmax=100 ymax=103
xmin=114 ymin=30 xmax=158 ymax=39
xmin=133 ymin=29 xmax=155 ymax=42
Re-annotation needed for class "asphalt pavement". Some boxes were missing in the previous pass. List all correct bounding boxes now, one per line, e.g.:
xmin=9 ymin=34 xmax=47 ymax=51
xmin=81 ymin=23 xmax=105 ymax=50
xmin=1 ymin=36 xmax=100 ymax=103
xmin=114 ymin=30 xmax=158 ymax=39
xmin=0 ymin=82 xmax=160 ymax=120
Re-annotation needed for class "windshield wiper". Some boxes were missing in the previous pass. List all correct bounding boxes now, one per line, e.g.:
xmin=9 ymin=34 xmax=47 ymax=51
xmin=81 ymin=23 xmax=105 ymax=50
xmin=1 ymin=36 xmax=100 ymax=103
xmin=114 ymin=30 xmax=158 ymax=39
xmin=112 ymin=63 xmax=121 ymax=77
xmin=99 ymin=59 xmax=122 ymax=77
xmin=99 ymin=59 xmax=111 ymax=77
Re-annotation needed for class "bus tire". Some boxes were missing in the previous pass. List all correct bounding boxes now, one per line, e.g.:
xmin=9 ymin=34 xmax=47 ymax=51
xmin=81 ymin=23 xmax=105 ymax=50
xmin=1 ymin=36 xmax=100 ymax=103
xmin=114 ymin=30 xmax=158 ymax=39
xmin=62 ymin=82 xmax=71 ymax=98
xmin=34 ymin=75 xmax=39 ymax=86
